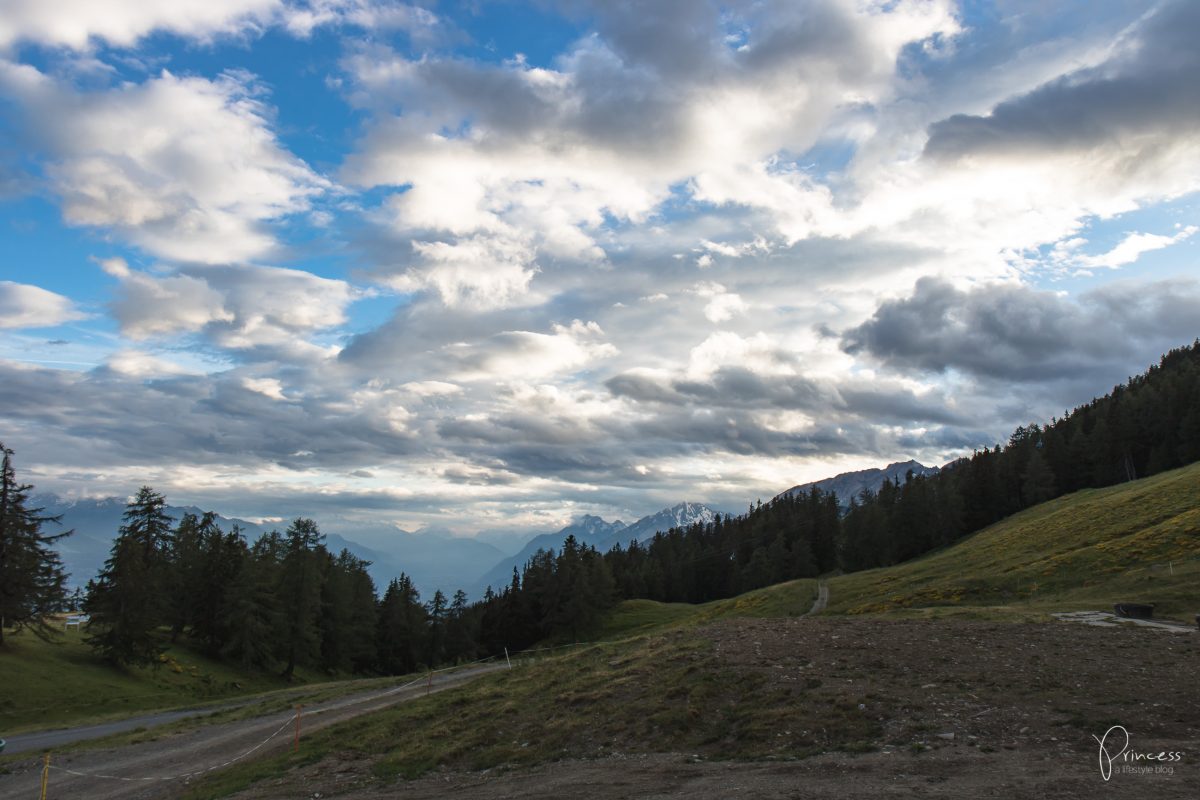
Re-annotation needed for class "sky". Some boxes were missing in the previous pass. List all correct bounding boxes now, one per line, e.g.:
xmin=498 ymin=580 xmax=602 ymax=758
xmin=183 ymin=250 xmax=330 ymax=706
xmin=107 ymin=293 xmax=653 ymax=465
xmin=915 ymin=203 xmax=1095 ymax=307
xmin=1 ymin=0 xmax=1198 ymax=542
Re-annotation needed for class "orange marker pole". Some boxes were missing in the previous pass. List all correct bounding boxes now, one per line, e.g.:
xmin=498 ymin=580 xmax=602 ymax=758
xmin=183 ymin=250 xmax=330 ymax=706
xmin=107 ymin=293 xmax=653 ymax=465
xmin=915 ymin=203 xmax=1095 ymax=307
xmin=40 ymin=752 xmax=50 ymax=800
xmin=294 ymin=705 xmax=302 ymax=752
xmin=427 ymin=670 xmax=433 ymax=694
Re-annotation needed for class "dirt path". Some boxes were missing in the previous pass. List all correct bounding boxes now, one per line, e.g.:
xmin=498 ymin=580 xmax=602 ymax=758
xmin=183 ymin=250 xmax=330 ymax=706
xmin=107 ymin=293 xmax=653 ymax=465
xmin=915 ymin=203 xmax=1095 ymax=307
xmin=4 ymin=702 xmax=256 ymax=756
xmin=805 ymin=581 xmax=829 ymax=615
xmin=0 ymin=664 xmax=504 ymax=800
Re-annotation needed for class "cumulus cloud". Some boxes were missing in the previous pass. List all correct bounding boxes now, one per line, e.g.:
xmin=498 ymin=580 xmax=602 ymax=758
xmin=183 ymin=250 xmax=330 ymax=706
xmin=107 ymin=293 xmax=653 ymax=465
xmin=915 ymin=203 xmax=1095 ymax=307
xmin=0 ymin=0 xmax=279 ymax=51
xmin=340 ymin=0 xmax=960 ymax=306
xmin=867 ymin=0 xmax=1200 ymax=266
xmin=6 ymin=0 xmax=1200 ymax=537
xmin=448 ymin=320 xmax=617 ymax=382
xmin=101 ymin=349 xmax=199 ymax=378
xmin=399 ymin=237 xmax=540 ymax=311
xmin=694 ymin=282 xmax=748 ymax=323
xmin=0 ymin=0 xmax=439 ymax=51
xmin=101 ymin=259 xmax=361 ymax=352
xmin=0 ymin=281 xmax=87 ymax=328
xmin=0 ymin=64 xmax=328 ymax=263
xmin=923 ymin=2 xmax=1200 ymax=165
xmin=842 ymin=276 xmax=1200 ymax=382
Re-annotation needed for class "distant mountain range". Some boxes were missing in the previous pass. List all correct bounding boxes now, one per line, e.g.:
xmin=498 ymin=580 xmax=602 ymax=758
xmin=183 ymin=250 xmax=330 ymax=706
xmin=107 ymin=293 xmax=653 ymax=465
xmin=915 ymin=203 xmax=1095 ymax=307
xmin=36 ymin=458 xmax=930 ymax=601
xmin=472 ymin=514 xmax=627 ymax=596
xmin=31 ymin=495 xmax=504 ymax=601
xmin=777 ymin=459 xmax=939 ymax=507
xmin=470 ymin=502 xmax=719 ymax=595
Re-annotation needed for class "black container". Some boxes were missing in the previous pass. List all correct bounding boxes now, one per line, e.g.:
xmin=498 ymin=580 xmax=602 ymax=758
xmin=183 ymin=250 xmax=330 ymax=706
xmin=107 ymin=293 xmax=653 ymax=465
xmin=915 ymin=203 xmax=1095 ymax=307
xmin=1113 ymin=602 xmax=1155 ymax=619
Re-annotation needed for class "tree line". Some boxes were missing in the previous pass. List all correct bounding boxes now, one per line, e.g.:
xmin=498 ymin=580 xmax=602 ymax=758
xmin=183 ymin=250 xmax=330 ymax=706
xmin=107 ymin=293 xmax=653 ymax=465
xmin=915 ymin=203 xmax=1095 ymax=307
xmin=82 ymin=488 xmax=487 ymax=675
xmin=835 ymin=340 xmax=1200 ymax=571
xmin=479 ymin=340 xmax=1200 ymax=647
xmin=2 ymin=340 xmax=1199 ymax=673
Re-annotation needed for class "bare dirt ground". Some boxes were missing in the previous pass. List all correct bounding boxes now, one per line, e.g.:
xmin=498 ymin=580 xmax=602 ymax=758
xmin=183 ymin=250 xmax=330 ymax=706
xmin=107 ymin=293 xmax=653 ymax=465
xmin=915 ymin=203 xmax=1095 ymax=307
xmin=230 ymin=617 xmax=1199 ymax=800
xmin=0 ymin=665 xmax=503 ymax=800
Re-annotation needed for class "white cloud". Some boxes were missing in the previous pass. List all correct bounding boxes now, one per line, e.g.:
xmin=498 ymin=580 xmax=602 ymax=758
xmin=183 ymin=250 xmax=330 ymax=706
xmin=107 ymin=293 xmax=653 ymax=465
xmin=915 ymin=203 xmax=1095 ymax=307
xmin=397 ymin=236 xmax=540 ymax=311
xmin=341 ymin=0 xmax=961 ymax=305
xmin=241 ymin=376 xmax=290 ymax=400
xmin=284 ymin=1 xmax=439 ymax=38
xmin=0 ymin=281 xmax=87 ymax=328
xmin=101 ymin=259 xmax=361 ymax=350
xmin=102 ymin=258 xmax=234 ymax=339
xmin=694 ymin=282 xmax=748 ymax=324
xmin=449 ymin=321 xmax=618 ymax=382
xmin=0 ymin=0 xmax=280 ymax=51
xmin=0 ymin=0 xmax=439 ymax=51
xmin=687 ymin=331 xmax=794 ymax=380
xmin=401 ymin=380 xmax=463 ymax=398
xmin=104 ymin=349 xmax=198 ymax=378
xmin=1075 ymin=226 xmax=1198 ymax=271
xmin=1 ymin=64 xmax=329 ymax=263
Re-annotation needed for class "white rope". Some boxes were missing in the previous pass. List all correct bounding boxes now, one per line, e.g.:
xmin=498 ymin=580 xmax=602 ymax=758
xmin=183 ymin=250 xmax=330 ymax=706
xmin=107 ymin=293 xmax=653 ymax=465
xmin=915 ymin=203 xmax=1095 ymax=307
xmin=48 ymin=713 xmax=296 ymax=782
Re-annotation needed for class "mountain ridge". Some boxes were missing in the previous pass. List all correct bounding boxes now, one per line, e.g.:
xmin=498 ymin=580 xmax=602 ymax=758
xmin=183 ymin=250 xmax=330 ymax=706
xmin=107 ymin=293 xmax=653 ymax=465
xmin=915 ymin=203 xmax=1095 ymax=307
xmin=778 ymin=459 xmax=939 ymax=507
xmin=30 ymin=494 xmax=503 ymax=600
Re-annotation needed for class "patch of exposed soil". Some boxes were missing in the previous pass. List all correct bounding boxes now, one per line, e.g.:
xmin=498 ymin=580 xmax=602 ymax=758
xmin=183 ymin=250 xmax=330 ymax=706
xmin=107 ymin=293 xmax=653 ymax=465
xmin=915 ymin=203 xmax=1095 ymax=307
xmin=232 ymin=617 xmax=1199 ymax=799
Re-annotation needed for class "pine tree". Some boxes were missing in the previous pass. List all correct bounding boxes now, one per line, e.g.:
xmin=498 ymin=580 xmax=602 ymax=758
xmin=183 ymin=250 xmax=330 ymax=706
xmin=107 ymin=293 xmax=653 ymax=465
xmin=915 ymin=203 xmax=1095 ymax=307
xmin=167 ymin=511 xmax=222 ymax=643
xmin=220 ymin=532 xmax=279 ymax=669
xmin=377 ymin=574 xmax=423 ymax=674
xmin=1020 ymin=448 xmax=1058 ymax=507
xmin=84 ymin=487 xmax=175 ymax=666
xmin=445 ymin=589 xmax=476 ymax=663
xmin=0 ymin=443 xmax=72 ymax=644
xmin=278 ymin=518 xmax=325 ymax=680
xmin=425 ymin=589 xmax=448 ymax=666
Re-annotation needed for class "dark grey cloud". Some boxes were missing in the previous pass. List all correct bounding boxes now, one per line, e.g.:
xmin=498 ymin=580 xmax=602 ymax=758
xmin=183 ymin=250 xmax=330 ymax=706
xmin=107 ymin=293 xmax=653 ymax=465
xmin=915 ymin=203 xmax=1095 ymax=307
xmin=607 ymin=365 xmax=968 ymax=426
xmin=0 ymin=363 xmax=419 ymax=471
xmin=924 ymin=0 xmax=1200 ymax=162
xmin=842 ymin=276 xmax=1200 ymax=383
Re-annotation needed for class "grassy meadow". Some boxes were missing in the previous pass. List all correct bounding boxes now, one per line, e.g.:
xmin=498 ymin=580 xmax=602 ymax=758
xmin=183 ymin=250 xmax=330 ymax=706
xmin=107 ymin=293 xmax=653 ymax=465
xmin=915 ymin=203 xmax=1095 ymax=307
xmin=0 ymin=629 xmax=328 ymax=735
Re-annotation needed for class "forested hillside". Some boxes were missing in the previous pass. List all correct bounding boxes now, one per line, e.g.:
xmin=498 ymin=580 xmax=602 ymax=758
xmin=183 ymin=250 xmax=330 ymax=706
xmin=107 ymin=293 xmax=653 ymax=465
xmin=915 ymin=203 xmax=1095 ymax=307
xmin=479 ymin=340 xmax=1200 ymax=651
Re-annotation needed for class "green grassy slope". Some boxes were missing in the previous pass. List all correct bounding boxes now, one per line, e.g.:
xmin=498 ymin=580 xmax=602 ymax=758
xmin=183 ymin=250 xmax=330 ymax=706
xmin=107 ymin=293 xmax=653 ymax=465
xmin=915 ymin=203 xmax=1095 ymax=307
xmin=0 ymin=629 xmax=326 ymax=734
xmin=593 ymin=578 xmax=819 ymax=640
xmin=185 ymin=627 xmax=875 ymax=799
xmin=825 ymin=461 xmax=1200 ymax=619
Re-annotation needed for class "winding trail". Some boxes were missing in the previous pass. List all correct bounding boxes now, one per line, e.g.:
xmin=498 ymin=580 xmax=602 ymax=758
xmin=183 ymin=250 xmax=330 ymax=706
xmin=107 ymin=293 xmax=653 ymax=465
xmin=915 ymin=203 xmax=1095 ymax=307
xmin=805 ymin=582 xmax=829 ymax=616
xmin=0 ymin=664 xmax=504 ymax=800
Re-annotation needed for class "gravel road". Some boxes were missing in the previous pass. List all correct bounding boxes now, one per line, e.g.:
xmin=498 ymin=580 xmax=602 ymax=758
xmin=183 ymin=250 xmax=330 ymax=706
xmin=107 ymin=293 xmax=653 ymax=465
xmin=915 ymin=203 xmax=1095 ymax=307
xmin=0 ymin=664 xmax=504 ymax=800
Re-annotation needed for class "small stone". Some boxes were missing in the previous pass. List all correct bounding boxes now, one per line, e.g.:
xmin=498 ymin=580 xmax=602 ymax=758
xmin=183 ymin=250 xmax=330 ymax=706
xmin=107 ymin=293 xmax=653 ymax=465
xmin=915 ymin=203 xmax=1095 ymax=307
xmin=921 ymin=683 xmax=938 ymax=689
xmin=1019 ymin=727 xmax=1029 ymax=734
xmin=936 ymin=733 xmax=955 ymax=741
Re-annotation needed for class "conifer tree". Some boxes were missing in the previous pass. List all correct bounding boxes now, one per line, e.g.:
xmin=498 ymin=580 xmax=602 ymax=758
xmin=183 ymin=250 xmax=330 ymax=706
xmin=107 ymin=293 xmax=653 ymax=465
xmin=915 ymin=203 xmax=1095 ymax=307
xmin=377 ymin=574 xmax=423 ymax=674
xmin=85 ymin=487 xmax=174 ymax=665
xmin=220 ymin=531 xmax=280 ymax=669
xmin=0 ymin=443 xmax=72 ymax=645
xmin=278 ymin=518 xmax=325 ymax=679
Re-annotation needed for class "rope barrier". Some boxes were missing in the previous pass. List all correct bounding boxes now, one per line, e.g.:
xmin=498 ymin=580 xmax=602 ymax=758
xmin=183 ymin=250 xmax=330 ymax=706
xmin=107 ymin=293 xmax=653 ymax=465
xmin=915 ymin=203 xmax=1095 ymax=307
xmin=47 ymin=713 xmax=295 ymax=783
